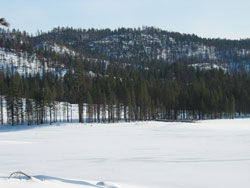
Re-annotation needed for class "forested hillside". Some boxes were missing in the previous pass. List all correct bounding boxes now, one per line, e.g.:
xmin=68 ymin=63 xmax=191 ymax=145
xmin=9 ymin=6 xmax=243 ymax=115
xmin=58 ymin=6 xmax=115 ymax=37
xmin=1 ymin=27 xmax=250 ymax=125
xmin=2 ymin=26 xmax=250 ymax=73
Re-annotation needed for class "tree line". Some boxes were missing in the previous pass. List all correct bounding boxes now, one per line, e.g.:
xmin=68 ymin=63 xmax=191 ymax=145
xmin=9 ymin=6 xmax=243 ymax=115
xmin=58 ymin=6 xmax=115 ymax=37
xmin=1 ymin=59 xmax=250 ymax=126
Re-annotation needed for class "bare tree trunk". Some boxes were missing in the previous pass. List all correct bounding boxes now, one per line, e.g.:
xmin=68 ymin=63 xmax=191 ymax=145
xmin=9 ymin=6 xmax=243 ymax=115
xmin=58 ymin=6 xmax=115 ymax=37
xmin=79 ymin=103 xmax=83 ymax=123
xmin=0 ymin=96 xmax=3 ymax=125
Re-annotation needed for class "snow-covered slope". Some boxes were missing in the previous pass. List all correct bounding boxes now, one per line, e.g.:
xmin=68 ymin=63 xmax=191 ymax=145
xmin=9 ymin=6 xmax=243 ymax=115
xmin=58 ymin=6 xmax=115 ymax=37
xmin=0 ymin=47 xmax=70 ymax=76
xmin=190 ymin=63 xmax=228 ymax=72
xmin=0 ymin=48 xmax=56 ymax=75
xmin=0 ymin=119 xmax=250 ymax=188
xmin=38 ymin=42 xmax=77 ymax=56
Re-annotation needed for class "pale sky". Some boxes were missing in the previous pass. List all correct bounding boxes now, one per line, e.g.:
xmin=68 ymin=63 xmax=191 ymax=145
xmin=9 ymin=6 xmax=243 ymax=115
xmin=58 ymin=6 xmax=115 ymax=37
xmin=1 ymin=0 xmax=250 ymax=39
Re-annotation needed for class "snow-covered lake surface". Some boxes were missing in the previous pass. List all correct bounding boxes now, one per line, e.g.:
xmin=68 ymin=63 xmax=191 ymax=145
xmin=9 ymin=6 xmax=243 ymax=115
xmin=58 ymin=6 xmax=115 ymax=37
xmin=0 ymin=119 xmax=250 ymax=188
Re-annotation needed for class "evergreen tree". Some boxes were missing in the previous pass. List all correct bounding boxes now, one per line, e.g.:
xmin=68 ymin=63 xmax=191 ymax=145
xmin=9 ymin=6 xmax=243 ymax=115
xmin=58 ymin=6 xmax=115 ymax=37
xmin=73 ymin=60 xmax=86 ymax=123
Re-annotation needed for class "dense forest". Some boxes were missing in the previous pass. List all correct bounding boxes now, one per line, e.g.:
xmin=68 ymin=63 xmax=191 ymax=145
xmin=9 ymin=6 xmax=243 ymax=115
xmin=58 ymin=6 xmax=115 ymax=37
xmin=1 ymin=60 xmax=250 ymax=126
xmin=1 ymin=26 xmax=250 ymax=125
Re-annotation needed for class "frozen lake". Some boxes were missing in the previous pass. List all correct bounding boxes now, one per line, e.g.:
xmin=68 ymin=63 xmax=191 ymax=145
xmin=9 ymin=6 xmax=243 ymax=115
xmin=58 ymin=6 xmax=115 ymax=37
xmin=0 ymin=119 xmax=250 ymax=188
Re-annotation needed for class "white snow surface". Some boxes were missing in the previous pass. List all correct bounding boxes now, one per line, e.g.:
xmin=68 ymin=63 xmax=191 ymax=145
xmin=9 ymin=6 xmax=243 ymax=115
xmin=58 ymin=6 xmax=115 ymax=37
xmin=39 ymin=42 xmax=77 ymax=56
xmin=190 ymin=63 xmax=228 ymax=72
xmin=0 ymin=48 xmax=55 ymax=75
xmin=0 ymin=119 xmax=250 ymax=188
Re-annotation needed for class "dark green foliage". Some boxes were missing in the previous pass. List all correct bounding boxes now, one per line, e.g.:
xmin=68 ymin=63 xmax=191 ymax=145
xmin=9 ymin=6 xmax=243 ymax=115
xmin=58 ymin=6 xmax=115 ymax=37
xmin=1 ymin=59 xmax=250 ymax=126
xmin=2 ymin=26 xmax=250 ymax=127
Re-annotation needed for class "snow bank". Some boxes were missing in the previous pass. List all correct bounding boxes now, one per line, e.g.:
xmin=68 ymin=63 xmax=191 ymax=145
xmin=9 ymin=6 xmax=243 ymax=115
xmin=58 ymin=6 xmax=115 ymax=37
xmin=0 ymin=175 xmax=143 ymax=188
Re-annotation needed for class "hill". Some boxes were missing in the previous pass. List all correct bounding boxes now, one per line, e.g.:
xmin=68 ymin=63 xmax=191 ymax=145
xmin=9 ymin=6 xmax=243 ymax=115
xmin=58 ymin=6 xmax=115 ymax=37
xmin=1 ymin=26 xmax=250 ymax=73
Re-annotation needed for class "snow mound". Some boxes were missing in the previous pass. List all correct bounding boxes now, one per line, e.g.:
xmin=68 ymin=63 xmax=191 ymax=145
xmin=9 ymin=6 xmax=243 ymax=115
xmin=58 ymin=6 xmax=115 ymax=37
xmin=96 ymin=181 xmax=119 ymax=188
xmin=0 ymin=174 xmax=139 ymax=188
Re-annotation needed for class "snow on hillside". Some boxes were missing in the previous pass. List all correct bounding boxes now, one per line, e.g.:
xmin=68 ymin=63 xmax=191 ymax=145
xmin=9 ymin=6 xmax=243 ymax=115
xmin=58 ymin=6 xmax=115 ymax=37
xmin=88 ymin=32 xmax=223 ymax=62
xmin=0 ymin=47 xmax=70 ymax=77
xmin=0 ymin=46 xmax=107 ymax=78
xmin=0 ymin=48 xmax=55 ymax=75
xmin=0 ymin=119 xmax=250 ymax=188
xmin=38 ymin=42 xmax=77 ymax=56
xmin=190 ymin=63 xmax=228 ymax=72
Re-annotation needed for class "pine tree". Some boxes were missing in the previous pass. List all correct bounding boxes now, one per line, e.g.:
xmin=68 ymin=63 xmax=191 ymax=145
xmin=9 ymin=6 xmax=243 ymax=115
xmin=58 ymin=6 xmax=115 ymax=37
xmin=230 ymin=95 xmax=236 ymax=119
xmin=0 ymin=71 xmax=6 ymax=125
xmin=25 ymin=98 xmax=33 ymax=125
xmin=6 ymin=73 xmax=22 ymax=125
xmin=73 ymin=60 xmax=86 ymax=123
xmin=87 ymin=91 xmax=93 ymax=123
xmin=102 ymin=93 xmax=107 ymax=123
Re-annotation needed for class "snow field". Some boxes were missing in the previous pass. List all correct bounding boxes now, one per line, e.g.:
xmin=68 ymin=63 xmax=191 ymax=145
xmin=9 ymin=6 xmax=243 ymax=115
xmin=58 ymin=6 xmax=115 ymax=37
xmin=0 ymin=119 xmax=250 ymax=187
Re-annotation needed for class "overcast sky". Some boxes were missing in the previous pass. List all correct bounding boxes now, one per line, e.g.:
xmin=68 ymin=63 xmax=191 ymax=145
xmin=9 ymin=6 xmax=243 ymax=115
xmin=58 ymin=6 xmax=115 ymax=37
xmin=1 ymin=0 xmax=250 ymax=39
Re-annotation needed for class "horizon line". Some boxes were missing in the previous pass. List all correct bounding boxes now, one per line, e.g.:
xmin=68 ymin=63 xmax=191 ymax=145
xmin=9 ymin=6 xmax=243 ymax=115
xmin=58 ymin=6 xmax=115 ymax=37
xmin=2 ymin=25 xmax=250 ymax=41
